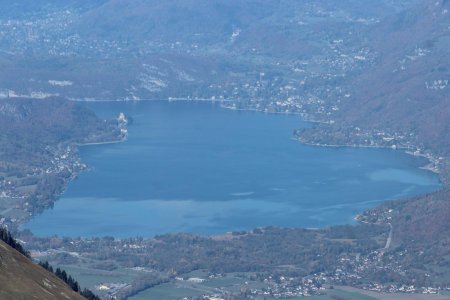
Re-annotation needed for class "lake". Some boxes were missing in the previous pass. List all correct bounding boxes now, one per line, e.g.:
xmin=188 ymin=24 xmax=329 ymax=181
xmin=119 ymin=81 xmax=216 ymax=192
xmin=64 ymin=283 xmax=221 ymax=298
xmin=24 ymin=101 xmax=441 ymax=237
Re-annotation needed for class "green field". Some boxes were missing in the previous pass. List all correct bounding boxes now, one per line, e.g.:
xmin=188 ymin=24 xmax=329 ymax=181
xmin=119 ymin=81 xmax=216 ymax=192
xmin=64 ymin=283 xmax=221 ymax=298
xmin=57 ymin=264 xmax=142 ymax=290
xmin=130 ymin=272 xmax=250 ymax=300
xmin=259 ymin=289 xmax=378 ymax=300
xmin=130 ymin=283 xmax=206 ymax=300
xmin=129 ymin=270 xmax=378 ymax=300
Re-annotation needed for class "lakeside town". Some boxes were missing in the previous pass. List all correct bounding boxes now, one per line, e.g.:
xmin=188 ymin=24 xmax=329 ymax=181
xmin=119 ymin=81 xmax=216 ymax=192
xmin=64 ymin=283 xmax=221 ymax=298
xmin=27 ymin=231 xmax=450 ymax=300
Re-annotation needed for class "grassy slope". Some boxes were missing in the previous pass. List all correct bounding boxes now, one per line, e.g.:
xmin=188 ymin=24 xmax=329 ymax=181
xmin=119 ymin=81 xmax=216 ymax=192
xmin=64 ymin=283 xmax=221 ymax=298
xmin=0 ymin=240 xmax=85 ymax=300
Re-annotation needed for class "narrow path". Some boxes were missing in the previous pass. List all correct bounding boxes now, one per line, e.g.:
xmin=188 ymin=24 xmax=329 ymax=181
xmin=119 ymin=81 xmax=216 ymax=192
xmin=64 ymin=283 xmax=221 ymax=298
xmin=384 ymin=223 xmax=393 ymax=250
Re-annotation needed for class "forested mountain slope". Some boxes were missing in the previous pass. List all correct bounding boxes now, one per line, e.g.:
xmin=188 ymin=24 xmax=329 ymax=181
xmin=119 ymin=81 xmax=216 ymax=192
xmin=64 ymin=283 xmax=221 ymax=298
xmin=338 ymin=0 xmax=450 ymax=154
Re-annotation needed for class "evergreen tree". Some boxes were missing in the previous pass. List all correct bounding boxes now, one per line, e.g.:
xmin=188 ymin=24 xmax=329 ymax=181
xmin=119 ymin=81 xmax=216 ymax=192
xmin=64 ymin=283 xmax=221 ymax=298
xmin=0 ymin=228 xmax=30 ymax=258
xmin=39 ymin=262 xmax=99 ymax=299
xmin=81 ymin=288 xmax=101 ymax=300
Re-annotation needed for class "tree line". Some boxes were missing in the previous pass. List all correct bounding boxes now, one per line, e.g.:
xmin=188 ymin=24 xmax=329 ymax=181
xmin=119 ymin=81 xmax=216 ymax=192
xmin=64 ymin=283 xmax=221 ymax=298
xmin=39 ymin=260 xmax=101 ymax=300
xmin=0 ymin=227 xmax=30 ymax=258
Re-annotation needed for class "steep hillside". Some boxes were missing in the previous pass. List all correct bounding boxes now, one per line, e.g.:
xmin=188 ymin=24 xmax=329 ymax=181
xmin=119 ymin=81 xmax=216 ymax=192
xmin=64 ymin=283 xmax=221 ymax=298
xmin=0 ymin=240 xmax=85 ymax=300
xmin=338 ymin=0 xmax=450 ymax=154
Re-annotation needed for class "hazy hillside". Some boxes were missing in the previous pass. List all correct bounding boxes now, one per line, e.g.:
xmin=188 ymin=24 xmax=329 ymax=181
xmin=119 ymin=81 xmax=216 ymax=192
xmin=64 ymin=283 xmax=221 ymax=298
xmin=338 ymin=0 xmax=450 ymax=154
xmin=0 ymin=0 xmax=421 ymax=103
xmin=72 ymin=0 xmax=418 ymax=54
xmin=0 ymin=240 xmax=85 ymax=300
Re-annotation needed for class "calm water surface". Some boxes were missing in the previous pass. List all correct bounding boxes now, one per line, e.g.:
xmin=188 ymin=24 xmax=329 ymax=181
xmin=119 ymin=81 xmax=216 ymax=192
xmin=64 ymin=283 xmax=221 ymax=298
xmin=25 ymin=101 xmax=440 ymax=237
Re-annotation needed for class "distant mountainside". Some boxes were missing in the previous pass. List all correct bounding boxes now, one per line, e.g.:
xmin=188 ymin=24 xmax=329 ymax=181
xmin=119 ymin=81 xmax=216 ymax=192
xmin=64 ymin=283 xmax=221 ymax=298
xmin=0 ymin=0 xmax=421 ymax=103
xmin=0 ymin=239 xmax=85 ymax=300
xmin=72 ymin=0 xmax=417 ymax=52
xmin=338 ymin=0 xmax=450 ymax=155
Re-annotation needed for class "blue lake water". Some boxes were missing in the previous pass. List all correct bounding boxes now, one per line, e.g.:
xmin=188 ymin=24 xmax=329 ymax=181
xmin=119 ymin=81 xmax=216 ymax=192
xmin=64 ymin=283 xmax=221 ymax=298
xmin=24 ymin=101 xmax=441 ymax=237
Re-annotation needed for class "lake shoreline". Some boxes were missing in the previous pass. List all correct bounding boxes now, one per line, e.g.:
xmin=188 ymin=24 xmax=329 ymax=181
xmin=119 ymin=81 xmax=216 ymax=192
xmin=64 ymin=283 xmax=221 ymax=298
xmin=77 ymin=137 xmax=127 ymax=147
xmin=74 ymin=97 xmax=442 ymax=177
xmin=295 ymin=139 xmax=441 ymax=176
xmin=22 ymin=100 xmax=442 ymax=238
